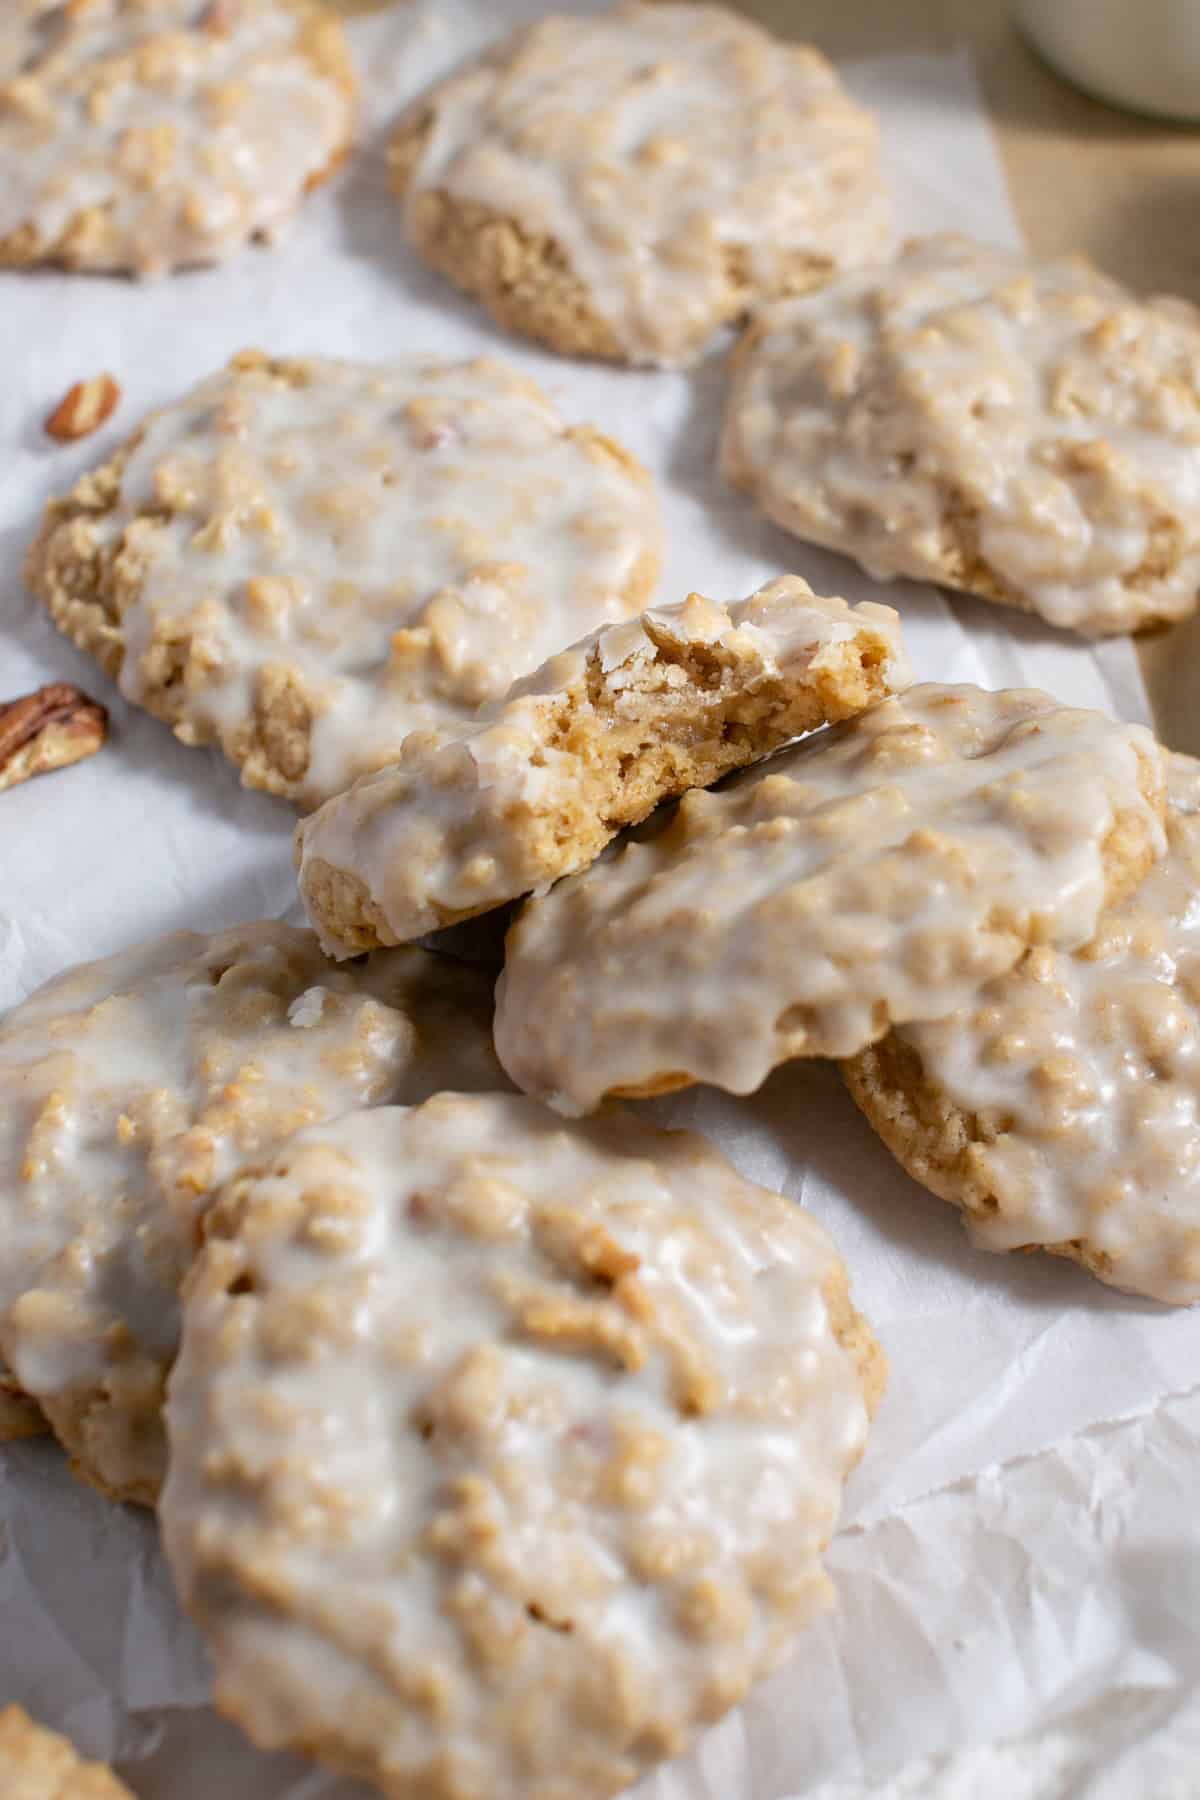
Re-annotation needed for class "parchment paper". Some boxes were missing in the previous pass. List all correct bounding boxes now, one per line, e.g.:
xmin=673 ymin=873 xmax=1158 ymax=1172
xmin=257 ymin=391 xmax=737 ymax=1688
xmin=2 ymin=6 xmax=1195 ymax=1794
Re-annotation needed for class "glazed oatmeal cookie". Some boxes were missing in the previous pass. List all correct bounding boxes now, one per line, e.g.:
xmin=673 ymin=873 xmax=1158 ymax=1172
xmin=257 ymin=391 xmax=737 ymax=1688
xmin=0 ymin=0 xmax=354 ymax=276
xmin=25 ymin=351 xmax=661 ymax=808
xmin=0 ymin=922 xmax=505 ymax=1505
xmin=843 ymin=752 xmax=1200 ymax=1305
xmin=494 ymin=683 xmax=1166 ymax=1113
xmin=296 ymin=576 xmax=911 ymax=957
xmin=722 ymin=234 xmax=1200 ymax=637
xmin=389 ymin=2 xmax=889 ymax=367
xmin=161 ymin=1093 xmax=882 ymax=1800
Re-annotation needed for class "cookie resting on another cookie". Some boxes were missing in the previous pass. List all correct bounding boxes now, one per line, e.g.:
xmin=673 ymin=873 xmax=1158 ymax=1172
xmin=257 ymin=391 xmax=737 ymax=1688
xmin=844 ymin=751 xmax=1200 ymax=1305
xmin=0 ymin=1705 xmax=132 ymax=1800
xmin=390 ymin=2 xmax=889 ymax=367
xmin=295 ymin=576 xmax=911 ymax=958
xmin=0 ymin=922 xmax=504 ymax=1506
xmin=161 ymin=1093 xmax=882 ymax=1800
xmin=494 ymin=683 xmax=1166 ymax=1114
xmin=722 ymin=233 xmax=1200 ymax=637
xmin=0 ymin=0 xmax=355 ymax=276
xmin=25 ymin=351 xmax=661 ymax=809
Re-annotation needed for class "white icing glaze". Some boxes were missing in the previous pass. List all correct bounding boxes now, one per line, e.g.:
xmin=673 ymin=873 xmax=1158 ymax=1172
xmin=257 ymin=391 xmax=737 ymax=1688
xmin=295 ymin=576 xmax=911 ymax=956
xmin=74 ymin=352 xmax=661 ymax=807
xmin=494 ymin=683 xmax=1166 ymax=1113
xmin=721 ymin=233 xmax=1200 ymax=636
xmin=0 ymin=922 xmax=504 ymax=1500
xmin=0 ymin=0 xmax=353 ymax=274
xmin=402 ymin=2 xmax=889 ymax=367
xmin=895 ymin=753 xmax=1200 ymax=1304
xmin=161 ymin=1093 xmax=875 ymax=1800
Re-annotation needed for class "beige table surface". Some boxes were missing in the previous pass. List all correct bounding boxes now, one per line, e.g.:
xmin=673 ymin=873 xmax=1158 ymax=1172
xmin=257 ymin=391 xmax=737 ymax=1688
xmin=742 ymin=0 xmax=1200 ymax=752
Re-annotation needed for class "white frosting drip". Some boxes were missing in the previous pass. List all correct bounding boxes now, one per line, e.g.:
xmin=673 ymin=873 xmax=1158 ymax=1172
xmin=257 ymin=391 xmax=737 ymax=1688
xmin=0 ymin=0 xmax=353 ymax=273
xmin=161 ymin=1093 xmax=874 ymax=1799
xmin=896 ymin=753 xmax=1200 ymax=1304
xmin=403 ymin=2 xmax=889 ymax=366
xmin=494 ymin=683 xmax=1166 ymax=1113
xmin=721 ymin=234 xmax=1200 ymax=635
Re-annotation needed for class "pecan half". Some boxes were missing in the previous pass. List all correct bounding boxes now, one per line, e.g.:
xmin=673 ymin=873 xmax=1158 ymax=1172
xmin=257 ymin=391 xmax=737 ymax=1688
xmin=44 ymin=373 xmax=121 ymax=442
xmin=0 ymin=683 xmax=108 ymax=791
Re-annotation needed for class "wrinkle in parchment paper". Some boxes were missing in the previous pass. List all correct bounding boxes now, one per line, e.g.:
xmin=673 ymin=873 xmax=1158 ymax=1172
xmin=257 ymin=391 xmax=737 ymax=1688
xmin=1 ymin=5 xmax=1196 ymax=1796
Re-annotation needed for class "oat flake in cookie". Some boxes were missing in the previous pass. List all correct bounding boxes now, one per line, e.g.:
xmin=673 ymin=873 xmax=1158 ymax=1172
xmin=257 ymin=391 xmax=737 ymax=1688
xmin=0 ymin=1704 xmax=133 ymax=1799
xmin=722 ymin=234 xmax=1200 ymax=636
xmin=495 ymin=683 xmax=1166 ymax=1114
xmin=162 ymin=1093 xmax=882 ymax=1800
xmin=0 ymin=922 xmax=504 ymax=1505
xmin=390 ymin=2 xmax=889 ymax=368
xmin=0 ymin=0 xmax=354 ymax=276
xmin=296 ymin=577 xmax=911 ymax=958
xmin=26 ymin=352 xmax=662 ymax=808
xmin=844 ymin=752 xmax=1200 ymax=1305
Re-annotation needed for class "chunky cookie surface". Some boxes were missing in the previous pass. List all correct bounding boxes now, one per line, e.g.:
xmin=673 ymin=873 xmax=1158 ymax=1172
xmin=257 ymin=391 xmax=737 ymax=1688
xmin=0 ymin=0 xmax=354 ymax=274
xmin=494 ymin=683 xmax=1166 ymax=1113
xmin=0 ymin=1704 xmax=132 ymax=1800
xmin=845 ymin=751 xmax=1200 ymax=1305
xmin=722 ymin=234 xmax=1200 ymax=636
xmin=26 ymin=352 xmax=661 ymax=807
xmin=296 ymin=577 xmax=911 ymax=957
xmin=391 ymin=2 xmax=888 ymax=367
xmin=0 ymin=922 xmax=503 ymax=1503
xmin=162 ymin=1093 xmax=881 ymax=1800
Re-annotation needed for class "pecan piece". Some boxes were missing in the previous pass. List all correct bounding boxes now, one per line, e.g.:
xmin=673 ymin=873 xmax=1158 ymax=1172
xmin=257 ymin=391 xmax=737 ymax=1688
xmin=44 ymin=373 xmax=121 ymax=442
xmin=0 ymin=683 xmax=108 ymax=791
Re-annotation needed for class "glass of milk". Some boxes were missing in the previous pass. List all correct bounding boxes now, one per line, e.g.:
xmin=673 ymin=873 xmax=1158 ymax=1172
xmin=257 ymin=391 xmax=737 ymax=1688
xmin=1015 ymin=0 xmax=1200 ymax=121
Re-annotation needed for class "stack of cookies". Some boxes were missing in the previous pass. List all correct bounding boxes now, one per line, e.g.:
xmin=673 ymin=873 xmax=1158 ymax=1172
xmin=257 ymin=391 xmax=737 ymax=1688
xmin=4 ymin=3 xmax=1199 ymax=1797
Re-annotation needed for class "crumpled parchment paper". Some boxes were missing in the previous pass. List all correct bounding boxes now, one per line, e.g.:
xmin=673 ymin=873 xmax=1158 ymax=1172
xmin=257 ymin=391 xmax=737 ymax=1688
xmin=2 ymin=5 xmax=1194 ymax=1795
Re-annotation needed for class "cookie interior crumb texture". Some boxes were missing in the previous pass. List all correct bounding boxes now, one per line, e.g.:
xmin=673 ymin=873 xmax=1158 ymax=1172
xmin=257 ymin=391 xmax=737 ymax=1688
xmin=0 ymin=1704 xmax=134 ymax=1799
xmin=295 ymin=576 xmax=912 ymax=958
xmin=390 ymin=2 xmax=890 ymax=367
xmin=0 ymin=0 xmax=355 ymax=276
xmin=722 ymin=233 xmax=1200 ymax=637
xmin=0 ymin=923 xmax=505 ymax=1505
xmin=161 ymin=1094 xmax=882 ymax=1800
xmin=494 ymin=683 xmax=1167 ymax=1114
xmin=843 ymin=751 xmax=1200 ymax=1305
xmin=25 ymin=352 xmax=662 ymax=808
